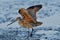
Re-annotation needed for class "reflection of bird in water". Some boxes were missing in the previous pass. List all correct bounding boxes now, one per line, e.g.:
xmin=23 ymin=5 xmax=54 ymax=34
xmin=7 ymin=4 xmax=43 ymax=37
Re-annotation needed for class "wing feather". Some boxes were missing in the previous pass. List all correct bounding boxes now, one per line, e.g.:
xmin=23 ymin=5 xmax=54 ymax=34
xmin=18 ymin=5 xmax=42 ymax=23
xmin=27 ymin=4 xmax=42 ymax=20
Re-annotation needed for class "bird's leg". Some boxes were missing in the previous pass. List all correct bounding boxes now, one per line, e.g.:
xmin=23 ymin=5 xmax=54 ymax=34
xmin=28 ymin=29 xmax=30 ymax=37
xmin=28 ymin=28 xmax=33 ymax=37
xmin=30 ymin=28 xmax=33 ymax=37
xmin=27 ymin=28 xmax=30 ymax=40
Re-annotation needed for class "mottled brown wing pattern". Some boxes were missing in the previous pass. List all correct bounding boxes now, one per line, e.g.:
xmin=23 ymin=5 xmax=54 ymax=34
xmin=18 ymin=5 xmax=43 ymax=26
xmin=18 ymin=8 xmax=36 ymax=23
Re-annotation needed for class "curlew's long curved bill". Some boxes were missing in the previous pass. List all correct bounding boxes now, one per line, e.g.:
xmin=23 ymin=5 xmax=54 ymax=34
xmin=7 ymin=20 xmax=16 ymax=26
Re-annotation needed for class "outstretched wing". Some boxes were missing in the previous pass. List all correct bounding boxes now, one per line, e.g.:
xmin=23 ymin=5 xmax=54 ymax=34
xmin=27 ymin=4 xmax=42 ymax=20
xmin=18 ymin=5 xmax=42 ymax=23
xmin=18 ymin=8 xmax=36 ymax=23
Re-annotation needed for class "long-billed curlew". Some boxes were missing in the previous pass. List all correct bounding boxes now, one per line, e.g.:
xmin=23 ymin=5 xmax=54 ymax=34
xmin=7 ymin=4 xmax=43 ymax=37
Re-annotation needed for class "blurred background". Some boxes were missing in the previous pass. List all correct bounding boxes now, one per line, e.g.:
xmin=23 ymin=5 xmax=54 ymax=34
xmin=0 ymin=0 xmax=60 ymax=40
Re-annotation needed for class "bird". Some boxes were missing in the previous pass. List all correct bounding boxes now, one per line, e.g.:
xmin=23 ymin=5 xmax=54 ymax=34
xmin=7 ymin=4 xmax=43 ymax=37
